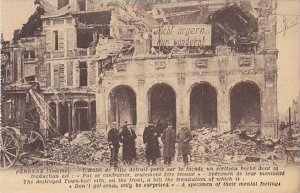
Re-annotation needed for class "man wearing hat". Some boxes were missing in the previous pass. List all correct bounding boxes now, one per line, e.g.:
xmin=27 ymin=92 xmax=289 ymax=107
xmin=119 ymin=121 xmax=137 ymax=165
xmin=143 ymin=121 xmax=161 ymax=165
xmin=177 ymin=124 xmax=192 ymax=166
xmin=108 ymin=122 xmax=120 ymax=168
xmin=161 ymin=124 xmax=176 ymax=165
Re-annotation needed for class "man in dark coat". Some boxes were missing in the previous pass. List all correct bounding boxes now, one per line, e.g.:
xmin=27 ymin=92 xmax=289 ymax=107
xmin=143 ymin=122 xmax=161 ymax=165
xmin=107 ymin=122 xmax=120 ymax=168
xmin=177 ymin=125 xmax=192 ymax=166
xmin=161 ymin=125 xmax=176 ymax=165
xmin=128 ymin=123 xmax=137 ymax=161
xmin=119 ymin=122 xmax=137 ymax=165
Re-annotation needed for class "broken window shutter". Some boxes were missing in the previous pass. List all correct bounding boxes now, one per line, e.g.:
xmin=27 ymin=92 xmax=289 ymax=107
xmin=59 ymin=64 xmax=65 ymax=87
xmin=53 ymin=64 xmax=60 ymax=88
xmin=46 ymin=31 xmax=52 ymax=51
xmin=67 ymin=61 xmax=73 ymax=86
xmin=89 ymin=61 xmax=96 ymax=85
xmin=74 ymin=62 xmax=80 ymax=87
xmin=58 ymin=31 xmax=65 ymax=51
xmin=67 ymin=28 xmax=75 ymax=50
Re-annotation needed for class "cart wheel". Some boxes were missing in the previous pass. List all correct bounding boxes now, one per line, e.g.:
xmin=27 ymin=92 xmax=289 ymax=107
xmin=0 ymin=129 xmax=20 ymax=169
xmin=28 ymin=131 xmax=45 ymax=150
xmin=19 ymin=131 xmax=45 ymax=166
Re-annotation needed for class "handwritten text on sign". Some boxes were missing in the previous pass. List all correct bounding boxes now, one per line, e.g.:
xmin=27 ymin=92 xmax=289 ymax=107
xmin=152 ymin=24 xmax=211 ymax=47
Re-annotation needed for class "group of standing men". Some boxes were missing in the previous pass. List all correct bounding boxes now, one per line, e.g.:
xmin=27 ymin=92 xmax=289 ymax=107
xmin=107 ymin=121 xmax=192 ymax=168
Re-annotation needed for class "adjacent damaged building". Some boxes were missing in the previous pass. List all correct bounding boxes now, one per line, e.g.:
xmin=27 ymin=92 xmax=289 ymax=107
xmin=1 ymin=0 xmax=279 ymax=138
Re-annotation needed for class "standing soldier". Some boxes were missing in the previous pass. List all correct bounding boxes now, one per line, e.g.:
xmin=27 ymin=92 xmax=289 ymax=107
xmin=161 ymin=125 xmax=176 ymax=165
xmin=143 ymin=122 xmax=161 ymax=165
xmin=108 ymin=122 xmax=120 ymax=168
xmin=177 ymin=125 xmax=192 ymax=166
xmin=119 ymin=121 xmax=136 ymax=165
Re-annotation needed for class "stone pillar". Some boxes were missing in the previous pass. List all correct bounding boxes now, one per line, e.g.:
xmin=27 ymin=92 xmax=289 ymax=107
xmin=96 ymin=88 xmax=107 ymax=131
xmin=217 ymin=88 xmax=231 ymax=133
xmin=183 ymin=89 xmax=190 ymax=128
xmin=176 ymin=83 xmax=185 ymax=127
xmin=136 ymin=78 xmax=147 ymax=134
xmin=262 ymin=54 xmax=278 ymax=138
xmin=176 ymin=60 xmax=186 ymax=128
xmin=218 ymin=57 xmax=231 ymax=133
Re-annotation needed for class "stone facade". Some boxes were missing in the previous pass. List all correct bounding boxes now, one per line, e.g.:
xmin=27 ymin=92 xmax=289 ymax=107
xmin=1 ymin=0 xmax=279 ymax=138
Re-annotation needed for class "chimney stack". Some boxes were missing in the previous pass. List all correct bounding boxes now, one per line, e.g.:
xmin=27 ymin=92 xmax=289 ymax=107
xmin=57 ymin=0 xmax=69 ymax=10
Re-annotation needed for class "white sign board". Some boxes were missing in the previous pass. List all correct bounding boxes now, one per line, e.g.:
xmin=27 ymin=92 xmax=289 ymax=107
xmin=152 ymin=24 xmax=212 ymax=47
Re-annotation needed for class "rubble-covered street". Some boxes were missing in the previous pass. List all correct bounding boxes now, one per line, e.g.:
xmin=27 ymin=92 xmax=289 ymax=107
xmin=25 ymin=126 xmax=299 ymax=167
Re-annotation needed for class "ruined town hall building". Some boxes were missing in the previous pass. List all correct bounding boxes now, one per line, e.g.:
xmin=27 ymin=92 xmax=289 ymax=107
xmin=1 ymin=0 xmax=278 ymax=138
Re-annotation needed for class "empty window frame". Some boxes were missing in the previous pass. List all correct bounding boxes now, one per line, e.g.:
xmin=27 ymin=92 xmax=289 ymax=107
xmin=23 ymin=51 xmax=35 ymax=60
xmin=79 ymin=62 xmax=88 ymax=86
xmin=53 ymin=64 xmax=65 ymax=88
xmin=53 ymin=31 xmax=59 ymax=50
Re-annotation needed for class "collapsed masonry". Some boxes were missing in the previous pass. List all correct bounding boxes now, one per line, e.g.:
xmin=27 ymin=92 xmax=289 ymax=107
xmin=1 ymin=0 xmax=278 ymax=139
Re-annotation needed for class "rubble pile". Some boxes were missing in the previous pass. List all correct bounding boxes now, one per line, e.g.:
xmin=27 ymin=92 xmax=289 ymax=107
xmin=45 ymin=131 xmax=110 ymax=165
xmin=190 ymin=128 xmax=285 ymax=164
xmin=42 ymin=128 xmax=297 ymax=166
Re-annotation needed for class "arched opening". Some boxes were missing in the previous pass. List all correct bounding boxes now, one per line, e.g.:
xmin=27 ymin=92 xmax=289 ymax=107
xmin=190 ymin=83 xmax=217 ymax=130
xmin=74 ymin=101 xmax=90 ymax=131
xmin=109 ymin=86 xmax=136 ymax=125
xmin=59 ymin=102 xmax=71 ymax=135
xmin=230 ymin=81 xmax=261 ymax=131
xmin=148 ymin=83 xmax=176 ymax=128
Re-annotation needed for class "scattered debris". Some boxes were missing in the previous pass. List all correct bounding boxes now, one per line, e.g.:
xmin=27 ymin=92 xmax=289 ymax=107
xmin=42 ymin=127 xmax=299 ymax=166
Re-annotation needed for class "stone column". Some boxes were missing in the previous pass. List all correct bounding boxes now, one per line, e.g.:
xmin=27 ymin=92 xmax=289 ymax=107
xmin=182 ymin=89 xmax=190 ymax=128
xmin=262 ymin=54 xmax=278 ymax=138
xmin=96 ymin=88 xmax=107 ymax=131
xmin=217 ymin=88 xmax=231 ymax=133
xmin=176 ymin=83 xmax=185 ymax=127
xmin=217 ymin=57 xmax=231 ymax=133
xmin=136 ymin=77 xmax=147 ymax=134
xmin=176 ymin=60 xmax=186 ymax=127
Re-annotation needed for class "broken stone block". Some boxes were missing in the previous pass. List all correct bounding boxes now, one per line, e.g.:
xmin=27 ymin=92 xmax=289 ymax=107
xmin=59 ymin=138 xmax=69 ymax=146
xmin=71 ymin=133 xmax=91 ymax=145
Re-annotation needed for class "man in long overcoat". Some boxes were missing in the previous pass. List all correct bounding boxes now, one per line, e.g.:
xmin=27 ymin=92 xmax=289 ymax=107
xmin=161 ymin=125 xmax=176 ymax=165
xmin=177 ymin=125 xmax=192 ymax=166
xmin=119 ymin=122 xmax=136 ymax=165
xmin=107 ymin=122 xmax=120 ymax=168
xmin=143 ymin=122 xmax=161 ymax=165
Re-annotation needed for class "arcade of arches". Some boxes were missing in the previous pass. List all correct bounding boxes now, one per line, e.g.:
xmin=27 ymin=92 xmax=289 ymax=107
xmin=104 ymin=81 xmax=262 ymax=132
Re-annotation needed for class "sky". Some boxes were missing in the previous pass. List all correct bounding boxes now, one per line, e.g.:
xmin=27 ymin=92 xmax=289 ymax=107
xmin=0 ymin=0 xmax=299 ymax=115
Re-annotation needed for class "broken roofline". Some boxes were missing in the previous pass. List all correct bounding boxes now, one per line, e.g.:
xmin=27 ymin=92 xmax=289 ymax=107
xmin=41 ymin=0 xmax=126 ymax=19
xmin=152 ymin=0 xmax=231 ymax=9
xmin=41 ymin=8 xmax=114 ymax=19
